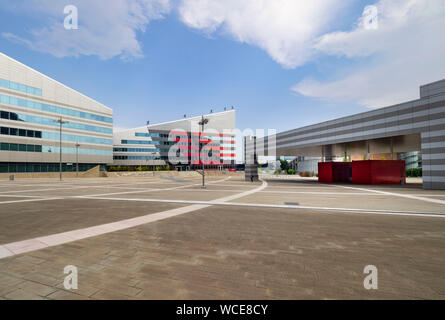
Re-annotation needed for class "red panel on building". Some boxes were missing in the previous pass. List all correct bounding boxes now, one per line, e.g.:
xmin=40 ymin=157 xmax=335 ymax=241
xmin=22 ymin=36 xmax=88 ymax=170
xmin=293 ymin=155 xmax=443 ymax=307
xmin=351 ymin=160 xmax=406 ymax=185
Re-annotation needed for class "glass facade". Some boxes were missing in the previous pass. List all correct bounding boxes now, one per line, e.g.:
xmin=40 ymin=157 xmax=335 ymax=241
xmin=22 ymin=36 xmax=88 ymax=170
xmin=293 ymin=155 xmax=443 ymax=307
xmin=121 ymin=140 xmax=160 ymax=145
xmin=114 ymin=147 xmax=160 ymax=153
xmin=1 ymin=126 xmax=42 ymax=138
xmin=1 ymin=142 xmax=42 ymax=152
xmin=0 ymin=93 xmax=112 ymax=124
xmin=0 ymin=162 xmax=100 ymax=173
xmin=0 ymin=125 xmax=111 ymax=145
xmin=42 ymin=146 xmax=112 ymax=156
xmin=113 ymin=155 xmax=161 ymax=160
xmin=0 ymin=78 xmax=42 ymax=96
xmin=0 ymin=110 xmax=112 ymax=134
xmin=42 ymin=132 xmax=112 ymax=145
xmin=0 ymin=141 xmax=110 ymax=156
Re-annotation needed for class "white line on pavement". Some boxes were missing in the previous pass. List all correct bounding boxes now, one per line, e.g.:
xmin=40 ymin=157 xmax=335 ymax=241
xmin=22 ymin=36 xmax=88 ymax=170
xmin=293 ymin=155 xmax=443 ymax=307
xmin=335 ymin=185 xmax=445 ymax=205
xmin=0 ymin=178 xmax=267 ymax=259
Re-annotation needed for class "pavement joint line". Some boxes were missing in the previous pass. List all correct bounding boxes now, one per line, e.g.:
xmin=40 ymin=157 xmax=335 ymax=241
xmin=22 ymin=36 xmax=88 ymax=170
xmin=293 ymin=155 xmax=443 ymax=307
xmin=0 ymin=194 xmax=50 ymax=198
xmin=67 ymin=196 xmax=445 ymax=218
xmin=0 ymin=178 xmax=268 ymax=260
xmin=81 ymin=177 xmax=233 ymax=197
xmin=0 ymin=197 xmax=65 ymax=205
xmin=0 ymin=177 xmax=232 ymax=205
xmin=335 ymin=185 xmax=445 ymax=205
xmin=0 ymin=180 xmax=196 ymax=195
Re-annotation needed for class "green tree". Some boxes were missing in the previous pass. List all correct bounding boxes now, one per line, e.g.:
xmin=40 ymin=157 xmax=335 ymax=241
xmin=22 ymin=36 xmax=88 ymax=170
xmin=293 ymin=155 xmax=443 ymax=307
xmin=279 ymin=159 xmax=290 ymax=171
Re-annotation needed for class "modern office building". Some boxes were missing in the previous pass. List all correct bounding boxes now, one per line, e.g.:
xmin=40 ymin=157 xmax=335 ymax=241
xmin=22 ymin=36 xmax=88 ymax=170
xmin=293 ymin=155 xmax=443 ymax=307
xmin=248 ymin=79 xmax=445 ymax=189
xmin=0 ymin=52 xmax=113 ymax=174
xmin=113 ymin=110 xmax=236 ymax=170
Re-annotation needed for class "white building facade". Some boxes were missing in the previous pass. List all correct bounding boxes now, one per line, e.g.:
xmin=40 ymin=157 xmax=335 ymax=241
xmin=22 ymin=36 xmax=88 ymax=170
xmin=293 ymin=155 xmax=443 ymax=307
xmin=0 ymin=53 xmax=113 ymax=173
xmin=113 ymin=110 xmax=236 ymax=170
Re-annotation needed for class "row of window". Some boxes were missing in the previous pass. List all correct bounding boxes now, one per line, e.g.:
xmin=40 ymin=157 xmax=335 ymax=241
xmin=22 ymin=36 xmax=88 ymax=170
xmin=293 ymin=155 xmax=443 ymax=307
xmin=121 ymin=140 xmax=160 ymax=145
xmin=1 ymin=142 xmax=42 ymax=152
xmin=0 ymin=125 xmax=112 ymax=145
xmin=114 ymin=147 xmax=160 ymax=153
xmin=0 ymin=78 xmax=42 ymax=96
xmin=42 ymin=132 xmax=112 ymax=145
xmin=114 ymin=155 xmax=162 ymax=160
xmin=1 ymin=126 xmax=42 ymax=138
xmin=0 ymin=162 xmax=100 ymax=173
xmin=135 ymin=132 xmax=165 ymax=138
xmin=0 ymin=93 xmax=113 ymax=124
xmin=135 ymin=132 xmax=171 ymax=138
xmin=0 ymin=141 xmax=111 ymax=156
xmin=0 ymin=110 xmax=113 ymax=135
xmin=42 ymin=146 xmax=112 ymax=156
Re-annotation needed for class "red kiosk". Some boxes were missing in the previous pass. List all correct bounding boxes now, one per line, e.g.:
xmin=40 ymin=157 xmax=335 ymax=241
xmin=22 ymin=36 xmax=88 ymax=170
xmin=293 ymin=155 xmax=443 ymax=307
xmin=318 ymin=160 xmax=406 ymax=185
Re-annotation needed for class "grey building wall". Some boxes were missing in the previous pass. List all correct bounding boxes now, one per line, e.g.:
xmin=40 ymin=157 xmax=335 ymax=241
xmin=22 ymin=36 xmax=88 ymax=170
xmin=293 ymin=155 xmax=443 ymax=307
xmin=247 ymin=79 xmax=445 ymax=189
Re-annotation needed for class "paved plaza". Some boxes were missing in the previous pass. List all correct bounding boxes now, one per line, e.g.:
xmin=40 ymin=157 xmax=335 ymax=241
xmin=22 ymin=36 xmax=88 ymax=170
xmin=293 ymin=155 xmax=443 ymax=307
xmin=0 ymin=175 xmax=444 ymax=299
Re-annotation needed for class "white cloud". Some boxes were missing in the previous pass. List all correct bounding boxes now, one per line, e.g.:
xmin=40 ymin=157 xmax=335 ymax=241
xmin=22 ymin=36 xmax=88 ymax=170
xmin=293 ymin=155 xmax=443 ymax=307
xmin=178 ymin=0 xmax=352 ymax=68
xmin=293 ymin=0 xmax=445 ymax=108
xmin=2 ymin=0 xmax=171 ymax=60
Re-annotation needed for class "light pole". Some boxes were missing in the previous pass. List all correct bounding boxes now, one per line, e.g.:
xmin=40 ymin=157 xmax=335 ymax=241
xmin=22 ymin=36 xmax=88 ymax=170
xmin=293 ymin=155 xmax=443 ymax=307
xmin=198 ymin=116 xmax=209 ymax=188
xmin=75 ymin=142 xmax=80 ymax=177
xmin=54 ymin=117 xmax=69 ymax=181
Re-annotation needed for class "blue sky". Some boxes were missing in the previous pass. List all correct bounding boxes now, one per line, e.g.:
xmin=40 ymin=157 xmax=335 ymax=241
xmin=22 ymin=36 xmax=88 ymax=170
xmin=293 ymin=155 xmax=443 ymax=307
xmin=0 ymin=0 xmax=443 ymax=135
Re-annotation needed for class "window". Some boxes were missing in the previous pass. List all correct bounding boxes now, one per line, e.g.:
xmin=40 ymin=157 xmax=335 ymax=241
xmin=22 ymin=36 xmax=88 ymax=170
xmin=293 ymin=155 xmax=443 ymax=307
xmin=0 ymin=163 xmax=8 ymax=173
xmin=26 ymin=130 xmax=34 ymax=138
xmin=10 ymin=128 xmax=18 ymax=136
xmin=19 ymin=144 xmax=27 ymax=152
xmin=1 ymin=143 xmax=9 ymax=151
xmin=35 ymin=145 xmax=42 ymax=152
xmin=9 ymin=82 xmax=18 ymax=90
xmin=19 ymin=129 xmax=26 ymax=137
xmin=0 ymin=110 xmax=113 ymax=135
xmin=9 ymin=143 xmax=18 ymax=151
xmin=27 ymin=145 xmax=35 ymax=152
xmin=35 ymin=131 xmax=42 ymax=138
xmin=0 ymin=127 xmax=8 ymax=135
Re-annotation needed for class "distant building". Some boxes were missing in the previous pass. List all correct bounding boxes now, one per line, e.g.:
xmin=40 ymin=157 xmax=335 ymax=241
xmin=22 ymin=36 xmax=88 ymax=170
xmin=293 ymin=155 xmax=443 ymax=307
xmin=113 ymin=110 xmax=236 ymax=170
xmin=399 ymin=151 xmax=422 ymax=169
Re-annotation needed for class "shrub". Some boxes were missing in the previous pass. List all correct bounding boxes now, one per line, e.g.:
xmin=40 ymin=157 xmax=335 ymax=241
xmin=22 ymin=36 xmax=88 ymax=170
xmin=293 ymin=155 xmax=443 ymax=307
xmin=287 ymin=169 xmax=296 ymax=175
xmin=406 ymin=168 xmax=422 ymax=177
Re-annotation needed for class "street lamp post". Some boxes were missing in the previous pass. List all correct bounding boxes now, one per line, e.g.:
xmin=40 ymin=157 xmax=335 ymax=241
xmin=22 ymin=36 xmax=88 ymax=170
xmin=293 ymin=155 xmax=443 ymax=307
xmin=54 ymin=117 xmax=69 ymax=181
xmin=75 ymin=142 xmax=80 ymax=177
xmin=198 ymin=116 xmax=209 ymax=188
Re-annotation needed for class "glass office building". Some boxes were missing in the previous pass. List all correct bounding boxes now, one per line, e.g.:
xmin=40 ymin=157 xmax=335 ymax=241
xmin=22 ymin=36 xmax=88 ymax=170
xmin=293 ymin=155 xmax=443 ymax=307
xmin=113 ymin=110 xmax=236 ymax=170
xmin=0 ymin=52 xmax=113 ymax=173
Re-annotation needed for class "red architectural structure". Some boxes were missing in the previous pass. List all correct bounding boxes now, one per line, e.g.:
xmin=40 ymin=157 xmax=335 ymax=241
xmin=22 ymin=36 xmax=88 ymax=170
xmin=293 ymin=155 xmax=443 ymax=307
xmin=318 ymin=162 xmax=352 ymax=183
xmin=318 ymin=160 xmax=406 ymax=185
xmin=351 ymin=160 xmax=406 ymax=185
